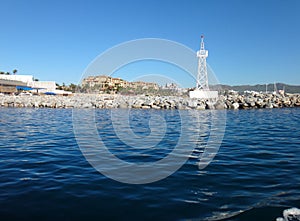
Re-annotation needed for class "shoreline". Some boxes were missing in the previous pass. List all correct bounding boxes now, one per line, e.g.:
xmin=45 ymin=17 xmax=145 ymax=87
xmin=0 ymin=93 xmax=300 ymax=110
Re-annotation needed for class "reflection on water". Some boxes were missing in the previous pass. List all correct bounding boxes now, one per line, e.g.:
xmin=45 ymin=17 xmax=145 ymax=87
xmin=0 ymin=108 xmax=299 ymax=220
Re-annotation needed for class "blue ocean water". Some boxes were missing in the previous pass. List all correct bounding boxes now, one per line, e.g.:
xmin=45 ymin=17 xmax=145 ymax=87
xmin=0 ymin=108 xmax=300 ymax=220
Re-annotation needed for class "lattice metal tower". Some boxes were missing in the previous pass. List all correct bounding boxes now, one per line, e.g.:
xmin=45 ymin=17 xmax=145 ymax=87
xmin=196 ymin=35 xmax=209 ymax=90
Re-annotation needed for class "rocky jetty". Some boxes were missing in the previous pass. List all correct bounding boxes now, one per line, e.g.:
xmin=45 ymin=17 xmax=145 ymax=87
xmin=0 ymin=93 xmax=300 ymax=110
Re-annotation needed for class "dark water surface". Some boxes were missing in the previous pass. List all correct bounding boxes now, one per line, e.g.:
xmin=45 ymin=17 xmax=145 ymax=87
xmin=0 ymin=108 xmax=299 ymax=220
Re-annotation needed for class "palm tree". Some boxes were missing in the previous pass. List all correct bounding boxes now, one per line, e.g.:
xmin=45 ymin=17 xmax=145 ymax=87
xmin=12 ymin=69 xmax=17 ymax=75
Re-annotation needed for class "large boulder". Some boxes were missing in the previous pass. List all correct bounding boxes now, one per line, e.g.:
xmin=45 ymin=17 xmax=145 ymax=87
xmin=187 ymin=100 xmax=198 ymax=108
xmin=214 ymin=100 xmax=226 ymax=110
xmin=206 ymin=101 xmax=215 ymax=110
xmin=231 ymin=102 xmax=240 ymax=110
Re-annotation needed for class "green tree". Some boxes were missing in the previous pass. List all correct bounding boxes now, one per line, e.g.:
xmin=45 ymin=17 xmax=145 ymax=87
xmin=12 ymin=69 xmax=17 ymax=75
xmin=69 ymin=83 xmax=77 ymax=93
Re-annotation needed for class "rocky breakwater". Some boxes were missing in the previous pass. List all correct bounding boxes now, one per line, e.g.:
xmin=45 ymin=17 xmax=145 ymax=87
xmin=223 ymin=92 xmax=300 ymax=109
xmin=0 ymin=93 xmax=300 ymax=110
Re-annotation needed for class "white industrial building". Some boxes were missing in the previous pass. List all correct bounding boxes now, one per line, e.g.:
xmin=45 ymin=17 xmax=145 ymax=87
xmin=0 ymin=74 xmax=34 ymax=84
xmin=0 ymin=74 xmax=71 ymax=95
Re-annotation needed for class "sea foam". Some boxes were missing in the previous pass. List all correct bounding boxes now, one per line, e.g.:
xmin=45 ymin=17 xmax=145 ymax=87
xmin=276 ymin=207 xmax=300 ymax=221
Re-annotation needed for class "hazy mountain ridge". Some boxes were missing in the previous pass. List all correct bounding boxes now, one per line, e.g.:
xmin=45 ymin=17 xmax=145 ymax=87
xmin=211 ymin=83 xmax=300 ymax=94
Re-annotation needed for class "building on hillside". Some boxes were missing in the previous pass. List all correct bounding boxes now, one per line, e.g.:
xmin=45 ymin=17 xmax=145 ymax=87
xmin=112 ymin=77 xmax=129 ymax=88
xmin=120 ymin=79 xmax=129 ymax=88
xmin=83 ymin=75 xmax=112 ymax=90
xmin=130 ymin=81 xmax=159 ymax=90
xmin=160 ymin=83 xmax=188 ymax=95
xmin=82 ymin=75 xmax=159 ymax=92
xmin=162 ymin=83 xmax=179 ymax=90
xmin=82 ymin=75 xmax=130 ymax=91
xmin=82 ymin=76 xmax=97 ymax=87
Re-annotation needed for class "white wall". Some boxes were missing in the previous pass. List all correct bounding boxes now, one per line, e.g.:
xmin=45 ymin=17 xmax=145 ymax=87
xmin=30 ymin=81 xmax=56 ymax=91
xmin=0 ymin=75 xmax=33 ymax=83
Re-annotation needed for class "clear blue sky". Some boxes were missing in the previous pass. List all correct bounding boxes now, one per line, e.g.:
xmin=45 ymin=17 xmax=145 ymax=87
xmin=0 ymin=0 xmax=299 ymax=86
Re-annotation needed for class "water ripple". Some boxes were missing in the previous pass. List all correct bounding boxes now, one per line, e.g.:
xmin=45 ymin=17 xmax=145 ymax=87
xmin=0 ymin=108 xmax=299 ymax=220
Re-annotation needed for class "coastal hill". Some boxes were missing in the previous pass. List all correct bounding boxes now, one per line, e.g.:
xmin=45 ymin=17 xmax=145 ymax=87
xmin=81 ymin=75 xmax=300 ymax=94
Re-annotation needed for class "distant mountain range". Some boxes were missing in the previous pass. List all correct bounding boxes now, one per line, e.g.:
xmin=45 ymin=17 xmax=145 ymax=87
xmin=210 ymin=83 xmax=300 ymax=94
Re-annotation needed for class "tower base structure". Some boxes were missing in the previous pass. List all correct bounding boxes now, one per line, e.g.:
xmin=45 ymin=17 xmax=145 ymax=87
xmin=189 ymin=89 xmax=218 ymax=99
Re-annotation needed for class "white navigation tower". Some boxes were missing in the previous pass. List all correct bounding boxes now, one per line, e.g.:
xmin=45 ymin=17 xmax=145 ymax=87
xmin=196 ymin=35 xmax=209 ymax=90
xmin=189 ymin=35 xmax=218 ymax=99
